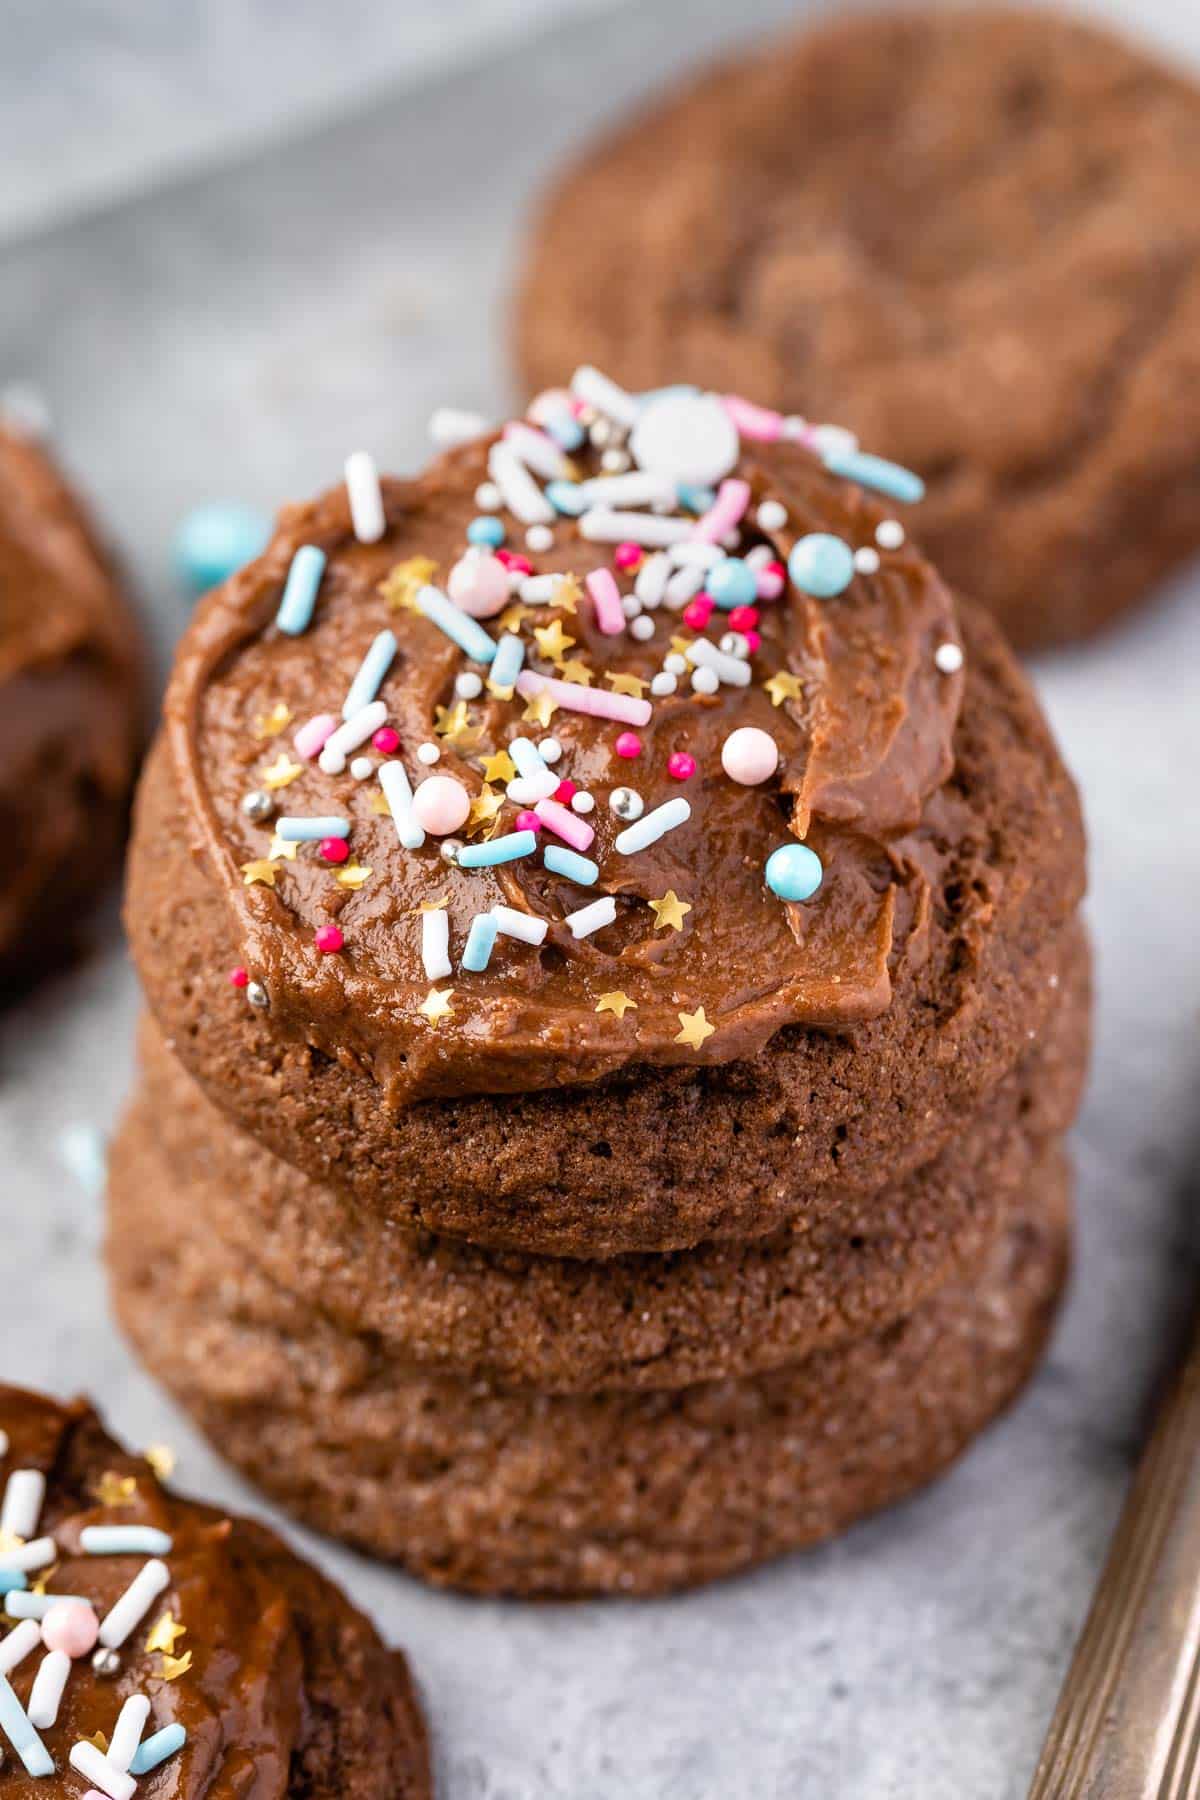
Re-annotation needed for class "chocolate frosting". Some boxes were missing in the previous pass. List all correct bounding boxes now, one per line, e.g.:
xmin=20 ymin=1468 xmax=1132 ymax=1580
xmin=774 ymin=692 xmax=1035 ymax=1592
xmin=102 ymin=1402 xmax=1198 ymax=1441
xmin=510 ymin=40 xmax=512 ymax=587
xmin=164 ymin=422 xmax=962 ymax=1104
xmin=0 ymin=1386 xmax=302 ymax=1797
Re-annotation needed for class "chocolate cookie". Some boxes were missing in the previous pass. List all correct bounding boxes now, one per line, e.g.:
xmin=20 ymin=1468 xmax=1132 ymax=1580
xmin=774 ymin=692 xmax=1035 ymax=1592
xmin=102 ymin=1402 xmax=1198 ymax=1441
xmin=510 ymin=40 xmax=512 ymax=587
xmin=110 ymin=1153 xmax=1070 ymax=1596
xmin=124 ymin=413 xmax=1084 ymax=1257
xmin=0 ymin=427 xmax=142 ymax=988
xmin=0 ymin=1384 xmax=429 ymax=1795
xmin=112 ymin=926 xmax=1087 ymax=1391
xmin=516 ymin=9 xmax=1200 ymax=649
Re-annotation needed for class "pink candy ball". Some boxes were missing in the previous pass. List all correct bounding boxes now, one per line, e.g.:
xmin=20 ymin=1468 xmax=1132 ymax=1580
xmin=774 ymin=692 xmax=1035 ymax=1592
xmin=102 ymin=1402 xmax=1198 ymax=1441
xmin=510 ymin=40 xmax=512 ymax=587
xmin=667 ymin=752 xmax=696 ymax=781
xmin=728 ymin=605 xmax=759 ymax=632
xmin=515 ymin=810 xmax=542 ymax=833
xmin=682 ymin=596 xmax=713 ymax=631
xmin=372 ymin=726 xmax=400 ymax=754
xmin=614 ymin=732 xmax=642 ymax=760
xmin=315 ymin=924 xmax=344 ymax=954
xmin=553 ymin=778 xmax=577 ymax=804
xmin=412 ymin=775 xmax=471 ymax=836
xmin=447 ymin=550 xmax=510 ymax=619
xmin=319 ymin=836 xmax=349 ymax=864
xmin=613 ymin=542 xmax=642 ymax=572
xmin=721 ymin=726 xmax=779 ymax=786
xmin=229 ymin=965 xmax=249 ymax=989
xmin=42 ymin=1599 xmax=98 ymax=1658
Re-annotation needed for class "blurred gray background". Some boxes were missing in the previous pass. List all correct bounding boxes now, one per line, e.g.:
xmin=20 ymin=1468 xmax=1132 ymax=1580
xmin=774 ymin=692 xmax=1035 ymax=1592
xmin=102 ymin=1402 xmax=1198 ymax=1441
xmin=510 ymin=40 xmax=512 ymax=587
xmin=2 ymin=2 xmax=1199 ymax=1795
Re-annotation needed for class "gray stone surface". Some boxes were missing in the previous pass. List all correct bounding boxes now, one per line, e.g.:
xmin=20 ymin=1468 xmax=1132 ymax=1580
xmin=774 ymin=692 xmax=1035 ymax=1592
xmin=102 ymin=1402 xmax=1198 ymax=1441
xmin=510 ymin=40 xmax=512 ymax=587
xmin=1 ymin=2 xmax=1199 ymax=1793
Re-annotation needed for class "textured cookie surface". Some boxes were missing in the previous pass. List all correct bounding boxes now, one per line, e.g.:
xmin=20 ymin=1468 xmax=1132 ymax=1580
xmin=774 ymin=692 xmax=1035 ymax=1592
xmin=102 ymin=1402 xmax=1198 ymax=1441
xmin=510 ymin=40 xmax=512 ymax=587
xmin=128 ymin=585 xmax=1084 ymax=1256
xmin=0 ymin=1385 xmax=429 ymax=1797
xmin=516 ymin=8 xmax=1200 ymax=648
xmin=0 ymin=427 xmax=141 ymax=986
xmin=110 ymin=1155 xmax=1070 ymax=1596
xmin=114 ymin=930 xmax=1087 ymax=1391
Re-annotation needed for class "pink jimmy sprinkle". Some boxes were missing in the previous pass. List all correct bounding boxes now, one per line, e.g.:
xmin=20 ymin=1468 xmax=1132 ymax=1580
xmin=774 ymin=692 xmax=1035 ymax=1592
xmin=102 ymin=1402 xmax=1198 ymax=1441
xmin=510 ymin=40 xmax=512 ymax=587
xmin=294 ymin=712 xmax=338 ymax=760
xmin=692 ymin=478 xmax=751 ymax=545
xmin=586 ymin=567 xmax=626 ymax=636
xmin=516 ymin=671 xmax=651 ymax=728
xmin=534 ymin=797 xmax=596 ymax=853
xmin=722 ymin=395 xmax=784 ymax=441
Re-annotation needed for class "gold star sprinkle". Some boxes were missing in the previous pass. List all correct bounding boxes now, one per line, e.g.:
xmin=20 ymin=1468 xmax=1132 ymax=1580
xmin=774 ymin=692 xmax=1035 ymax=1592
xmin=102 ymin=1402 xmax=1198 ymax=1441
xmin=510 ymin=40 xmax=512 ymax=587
xmin=595 ymin=991 xmax=637 ymax=1019
xmin=253 ymin=702 xmax=292 ymax=739
xmin=522 ymin=690 xmax=559 ymax=729
xmin=648 ymin=891 xmax=692 ymax=932
xmin=369 ymin=790 xmax=391 ymax=816
xmin=240 ymin=859 xmax=277 ymax=889
xmin=467 ymin=787 xmax=505 ymax=834
xmin=268 ymin=833 xmax=299 ymax=861
xmin=764 ymin=670 xmax=804 ymax=708
xmin=670 ymin=636 xmax=695 ymax=661
xmin=533 ymin=619 xmax=576 ymax=663
xmin=30 ymin=1566 xmax=57 ymax=1596
xmin=497 ymin=602 xmax=531 ymax=634
xmin=260 ymin=752 xmax=303 ymax=791
xmin=557 ymin=658 xmax=594 ymax=687
xmin=143 ymin=1444 xmax=176 ymax=1482
xmin=145 ymin=1612 xmax=186 ymax=1656
xmin=158 ymin=1651 xmax=193 ymax=1682
xmin=380 ymin=556 xmax=437 ymax=614
xmin=419 ymin=988 xmax=455 ymax=1028
xmin=416 ymin=894 xmax=449 ymax=914
xmin=0 ymin=1530 xmax=22 ymax=1555
xmin=433 ymin=701 xmax=471 ymax=740
xmin=335 ymin=862 xmax=372 ymax=890
xmin=606 ymin=672 xmax=648 ymax=698
xmin=86 ymin=1731 xmax=109 ymax=1753
xmin=479 ymin=749 xmax=517 ymax=786
xmin=91 ymin=1472 xmax=138 ymax=1508
xmin=551 ymin=572 xmax=583 ymax=613
xmin=675 ymin=1007 xmax=716 ymax=1050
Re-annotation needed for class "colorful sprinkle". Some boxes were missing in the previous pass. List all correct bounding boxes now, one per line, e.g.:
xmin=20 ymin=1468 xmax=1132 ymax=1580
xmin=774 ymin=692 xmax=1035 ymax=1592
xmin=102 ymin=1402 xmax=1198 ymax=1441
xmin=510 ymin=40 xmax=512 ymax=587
xmin=0 ymin=1674 xmax=54 ymax=1776
xmin=275 ymin=816 xmax=350 ymax=841
xmin=688 ymin=638 xmax=751 ymax=688
xmin=823 ymin=447 xmax=925 ymax=504
xmin=26 ymin=1650 xmax=69 ymax=1729
xmin=788 ymin=534 xmax=855 ymax=598
xmin=682 ymin=595 xmax=713 ymax=631
xmin=0 ymin=1621 xmax=40 ymax=1676
xmin=462 ymin=912 xmax=499 ymax=972
xmin=692 ymin=478 xmax=750 ymax=546
xmin=614 ymin=732 xmax=641 ymax=760
xmin=417 ymin=584 xmax=498 ymax=663
xmin=412 ymin=775 xmax=472 ymax=836
xmin=293 ymin=712 xmax=338 ymax=761
xmin=765 ymin=842 xmax=824 ymax=902
xmin=41 ymin=1599 xmax=98 ymax=1659
xmin=421 ymin=909 xmax=452 ymax=981
xmin=565 ymin=896 xmax=617 ymax=939
xmin=314 ymin=925 xmax=344 ymax=954
xmin=516 ymin=671 xmax=651 ymax=728
xmin=586 ymin=566 xmax=626 ymax=636
xmin=467 ymin=515 xmax=506 ymax=548
xmin=319 ymin=700 xmax=388 ymax=774
xmin=534 ymin=798 xmax=595 ymax=853
xmin=457 ymin=830 xmax=538 ymax=869
xmin=629 ymin=389 xmax=739 ymax=487
xmin=492 ymin=905 xmax=550 ymax=946
xmin=543 ymin=845 xmax=599 ymax=886
xmin=81 ymin=1526 xmax=173 ymax=1557
xmin=721 ymin=727 xmax=779 ymax=785
xmin=129 ymin=1724 xmax=187 ymax=1776
xmin=935 ymin=642 xmax=964 ymax=674
xmin=0 ymin=1471 xmax=44 ymax=1542
xmin=487 ymin=440 xmax=555 ymax=525
xmin=667 ymin=752 xmax=696 ymax=781
xmin=723 ymin=394 xmax=784 ymax=441
xmin=275 ymin=544 xmax=326 ymax=635
xmin=379 ymin=761 xmax=425 ymax=851
xmin=109 ymin=1693 xmax=152 ymax=1772
xmin=372 ymin=726 xmax=400 ymax=753
xmin=69 ymin=1739 xmax=134 ymax=1799
xmin=581 ymin=508 xmax=692 ymax=548
xmin=342 ymin=629 xmax=398 ymax=717
xmin=320 ymin=836 xmax=349 ymax=863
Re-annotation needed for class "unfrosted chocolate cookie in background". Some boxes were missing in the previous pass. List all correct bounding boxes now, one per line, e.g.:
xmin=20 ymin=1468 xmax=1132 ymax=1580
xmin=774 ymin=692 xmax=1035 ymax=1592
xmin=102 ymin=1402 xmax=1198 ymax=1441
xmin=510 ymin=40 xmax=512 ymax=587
xmin=0 ymin=425 xmax=142 ymax=991
xmin=110 ymin=1153 xmax=1071 ymax=1597
xmin=0 ymin=1385 xmax=430 ymax=1796
xmin=124 ymin=422 xmax=1084 ymax=1258
xmin=516 ymin=8 xmax=1200 ymax=650
xmin=112 ymin=931 xmax=1088 ymax=1392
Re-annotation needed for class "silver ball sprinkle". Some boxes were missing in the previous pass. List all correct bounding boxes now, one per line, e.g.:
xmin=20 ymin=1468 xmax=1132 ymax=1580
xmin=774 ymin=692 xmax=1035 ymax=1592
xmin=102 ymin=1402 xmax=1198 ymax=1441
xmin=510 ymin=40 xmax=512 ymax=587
xmin=719 ymin=631 xmax=750 ymax=659
xmin=609 ymin=786 xmax=644 ymax=822
xmin=440 ymin=838 xmax=463 ymax=865
xmin=92 ymin=1646 xmax=121 ymax=1678
xmin=246 ymin=981 xmax=270 ymax=1010
xmin=240 ymin=789 xmax=274 ymax=823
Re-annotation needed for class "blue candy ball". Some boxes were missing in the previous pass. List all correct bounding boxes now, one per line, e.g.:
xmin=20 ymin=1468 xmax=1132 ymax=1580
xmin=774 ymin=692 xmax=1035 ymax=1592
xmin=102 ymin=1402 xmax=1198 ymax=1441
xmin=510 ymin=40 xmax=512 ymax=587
xmin=707 ymin=556 xmax=758 ymax=610
xmin=467 ymin=515 xmax=506 ymax=548
xmin=765 ymin=842 xmax=824 ymax=903
xmin=788 ymin=533 xmax=855 ymax=598
xmin=174 ymin=502 xmax=272 ymax=596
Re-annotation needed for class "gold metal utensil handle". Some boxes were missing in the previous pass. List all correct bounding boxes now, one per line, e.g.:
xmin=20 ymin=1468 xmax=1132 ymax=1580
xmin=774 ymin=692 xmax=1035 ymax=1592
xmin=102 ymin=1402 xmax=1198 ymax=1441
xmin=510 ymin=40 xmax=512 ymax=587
xmin=1030 ymin=1320 xmax=1200 ymax=1798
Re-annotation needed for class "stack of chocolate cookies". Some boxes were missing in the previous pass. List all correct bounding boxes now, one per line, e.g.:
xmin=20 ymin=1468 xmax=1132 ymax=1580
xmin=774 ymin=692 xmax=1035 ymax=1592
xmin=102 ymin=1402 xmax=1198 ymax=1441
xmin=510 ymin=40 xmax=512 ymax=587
xmin=110 ymin=372 xmax=1088 ymax=1596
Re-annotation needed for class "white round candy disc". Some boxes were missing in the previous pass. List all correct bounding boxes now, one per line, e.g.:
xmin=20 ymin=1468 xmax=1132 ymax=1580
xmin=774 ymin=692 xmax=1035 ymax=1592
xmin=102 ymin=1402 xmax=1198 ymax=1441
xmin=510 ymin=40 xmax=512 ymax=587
xmin=630 ymin=392 xmax=739 ymax=487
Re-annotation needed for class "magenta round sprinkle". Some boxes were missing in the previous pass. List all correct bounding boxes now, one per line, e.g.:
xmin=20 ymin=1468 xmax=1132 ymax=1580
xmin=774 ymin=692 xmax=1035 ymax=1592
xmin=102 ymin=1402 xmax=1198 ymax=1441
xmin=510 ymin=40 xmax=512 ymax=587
xmin=614 ymin=541 xmax=642 ymax=572
xmin=515 ymin=809 xmax=542 ymax=833
xmin=744 ymin=630 xmax=762 ymax=653
xmin=683 ymin=596 xmax=713 ymax=631
xmin=320 ymin=836 xmax=350 ymax=864
xmin=315 ymin=924 xmax=344 ymax=954
xmin=615 ymin=732 xmax=642 ymax=760
xmin=229 ymin=966 xmax=249 ymax=989
xmin=728 ymin=604 xmax=759 ymax=632
xmin=667 ymin=752 xmax=696 ymax=781
xmin=554 ymin=778 xmax=577 ymax=803
xmin=372 ymin=726 xmax=400 ymax=753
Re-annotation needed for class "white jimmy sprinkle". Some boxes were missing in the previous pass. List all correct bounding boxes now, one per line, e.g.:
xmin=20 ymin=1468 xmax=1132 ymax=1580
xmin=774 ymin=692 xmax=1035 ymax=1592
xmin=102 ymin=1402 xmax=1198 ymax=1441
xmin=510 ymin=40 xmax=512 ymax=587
xmin=576 ymin=471 xmax=676 ymax=510
xmin=98 ymin=1559 xmax=170 ymax=1650
xmin=570 ymin=364 xmax=639 ymax=428
xmin=487 ymin=441 xmax=555 ymax=525
xmin=81 ymin=1526 xmax=173 ymax=1557
xmin=379 ymin=761 xmax=425 ymax=852
xmin=0 ymin=1470 xmax=44 ymax=1543
xmin=0 ymin=1536 xmax=55 ymax=1573
xmin=614 ymin=797 xmax=692 ymax=856
xmin=503 ymin=422 xmax=574 ymax=483
xmin=69 ymin=1739 xmax=135 ymax=1800
xmin=421 ymin=909 xmax=452 ymax=981
xmin=492 ymin=906 xmax=549 ymax=947
xmin=430 ymin=406 xmax=491 ymax=448
xmin=579 ymin=509 xmax=692 ymax=548
xmin=634 ymin=552 xmax=670 ymax=608
xmin=108 ymin=1693 xmax=152 ymax=1772
xmin=0 ymin=1619 xmax=41 ymax=1675
xmin=565 ymin=897 xmax=617 ymax=939
xmin=688 ymin=638 xmax=752 ymax=688
xmin=318 ymin=701 xmax=387 ymax=774
xmin=344 ymin=450 xmax=385 ymax=544
xmin=27 ymin=1650 xmax=70 ymax=1729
